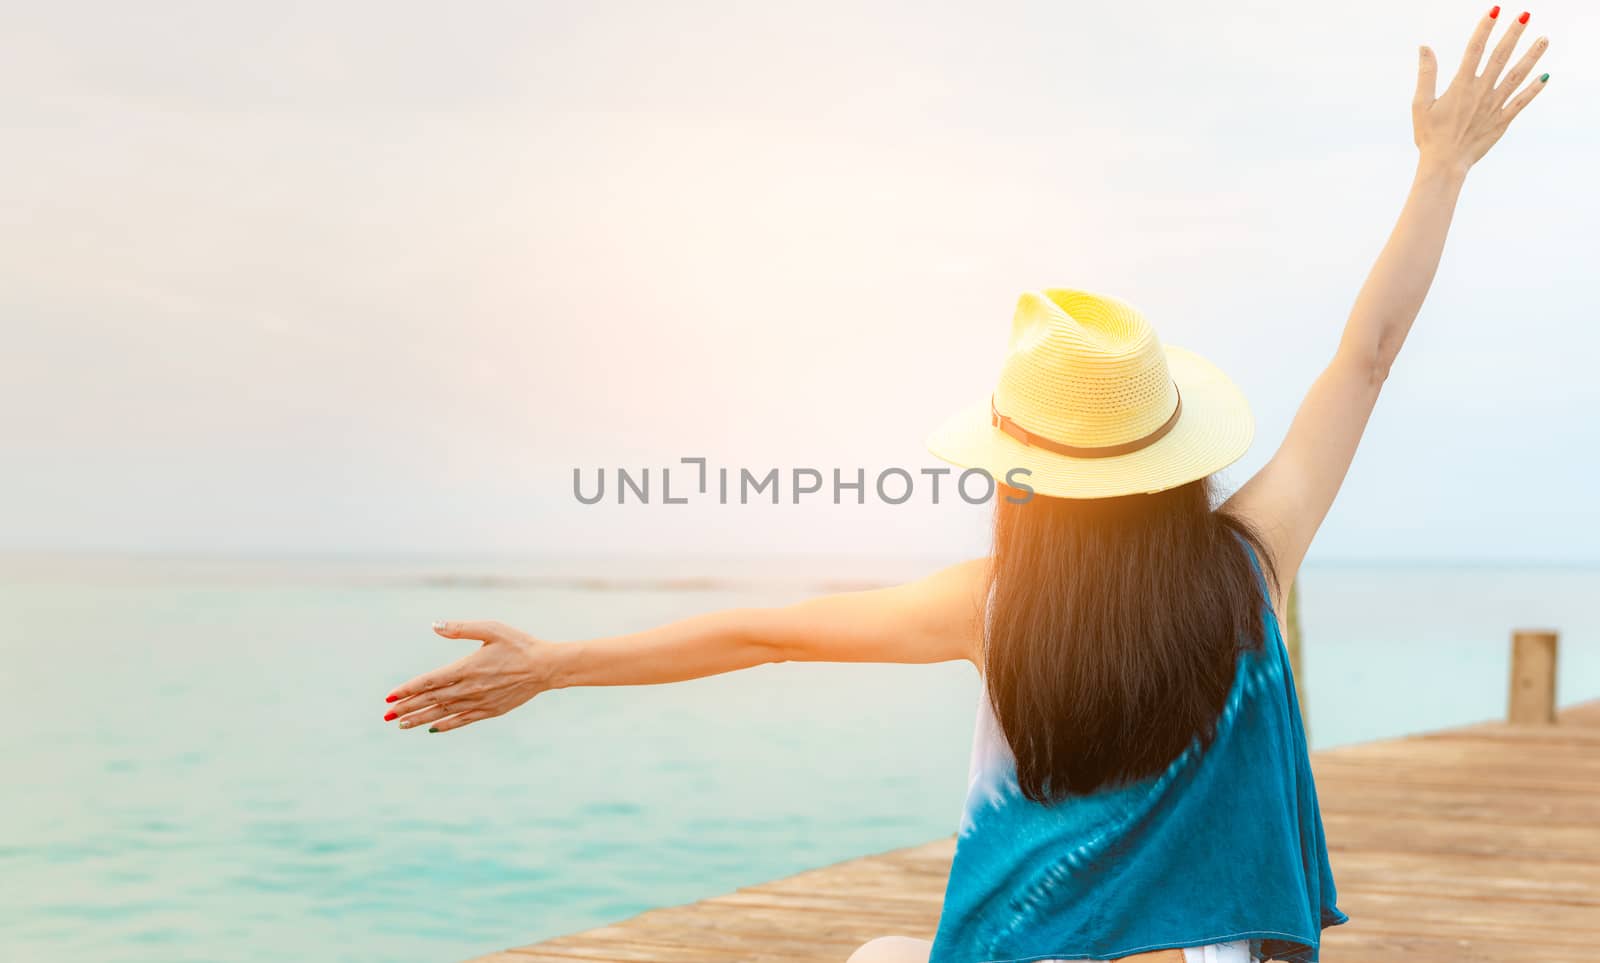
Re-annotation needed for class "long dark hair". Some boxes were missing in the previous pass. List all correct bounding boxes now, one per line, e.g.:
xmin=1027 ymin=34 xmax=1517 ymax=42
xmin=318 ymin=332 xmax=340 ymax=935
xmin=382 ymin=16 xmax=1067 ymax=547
xmin=986 ymin=476 xmax=1277 ymax=802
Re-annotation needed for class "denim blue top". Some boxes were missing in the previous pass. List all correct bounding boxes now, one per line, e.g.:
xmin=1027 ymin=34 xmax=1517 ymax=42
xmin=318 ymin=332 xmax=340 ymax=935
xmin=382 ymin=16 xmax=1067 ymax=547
xmin=928 ymin=543 xmax=1347 ymax=963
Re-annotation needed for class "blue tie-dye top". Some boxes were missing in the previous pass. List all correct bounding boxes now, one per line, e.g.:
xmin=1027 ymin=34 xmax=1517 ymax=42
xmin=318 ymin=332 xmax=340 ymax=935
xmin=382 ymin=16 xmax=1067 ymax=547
xmin=929 ymin=543 xmax=1347 ymax=963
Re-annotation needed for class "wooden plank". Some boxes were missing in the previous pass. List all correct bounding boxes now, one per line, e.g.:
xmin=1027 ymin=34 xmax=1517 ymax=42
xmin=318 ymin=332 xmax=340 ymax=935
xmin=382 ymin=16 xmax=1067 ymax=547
xmin=1309 ymin=758 xmax=1600 ymax=795
xmin=1320 ymin=813 xmax=1600 ymax=862
xmin=1314 ymin=781 xmax=1600 ymax=825
xmin=1328 ymin=890 xmax=1600 ymax=943
xmin=1321 ymin=930 xmax=1597 ymax=963
xmin=1560 ymin=700 xmax=1600 ymax=726
xmin=1329 ymin=848 xmax=1600 ymax=899
xmin=1429 ymin=721 xmax=1600 ymax=745
xmin=465 ymin=698 xmax=1600 ymax=963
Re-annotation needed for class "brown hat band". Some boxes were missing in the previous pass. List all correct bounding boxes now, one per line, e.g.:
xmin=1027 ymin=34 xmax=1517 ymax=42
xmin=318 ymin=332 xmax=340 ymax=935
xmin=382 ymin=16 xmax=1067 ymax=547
xmin=990 ymin=389 xmax=1183 ymax=459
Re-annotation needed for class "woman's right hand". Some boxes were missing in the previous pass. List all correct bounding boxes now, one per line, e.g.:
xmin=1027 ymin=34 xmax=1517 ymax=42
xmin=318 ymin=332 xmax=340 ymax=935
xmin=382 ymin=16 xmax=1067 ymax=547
xmin=1413 ymin=7 xmax=1550 ymax=174
xmin=383 ymin=619 xmax=561 ymax=734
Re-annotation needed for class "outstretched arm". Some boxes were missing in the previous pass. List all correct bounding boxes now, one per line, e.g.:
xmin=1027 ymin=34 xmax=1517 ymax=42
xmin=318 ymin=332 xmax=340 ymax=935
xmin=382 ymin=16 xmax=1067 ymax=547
xmin=382 ymin=558 xmax=989 ymax=733
xmin=1225 ymin=8 xmax=1550 ymax=612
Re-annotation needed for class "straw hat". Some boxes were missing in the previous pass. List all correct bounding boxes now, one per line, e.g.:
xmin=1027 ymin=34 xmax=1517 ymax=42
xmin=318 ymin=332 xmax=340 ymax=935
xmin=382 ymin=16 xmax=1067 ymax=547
xmin=926 ymin=289 xmax=1253 ymax=500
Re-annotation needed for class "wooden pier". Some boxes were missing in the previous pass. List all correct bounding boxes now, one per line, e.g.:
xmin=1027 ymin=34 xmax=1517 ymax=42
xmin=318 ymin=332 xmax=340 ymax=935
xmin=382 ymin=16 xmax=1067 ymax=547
xmin=468 ymin=634 xmax=1598 ymax=963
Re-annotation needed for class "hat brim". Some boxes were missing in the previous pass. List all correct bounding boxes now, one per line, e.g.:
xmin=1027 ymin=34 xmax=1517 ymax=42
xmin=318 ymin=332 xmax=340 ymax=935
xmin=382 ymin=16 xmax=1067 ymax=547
xmin=925 ymin=345 xmax=1253 ymax=499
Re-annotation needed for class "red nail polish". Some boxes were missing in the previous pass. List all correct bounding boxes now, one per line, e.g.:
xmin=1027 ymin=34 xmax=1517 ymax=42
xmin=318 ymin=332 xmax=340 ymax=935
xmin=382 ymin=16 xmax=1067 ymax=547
xmin=1489 ymin=5 xmax=1500 ymax=17
xmin=385 ymin=694 xmax=399 ymax=703
xmin=1518 ymin=11 xmax=1530 ymax=23
xmin=383 ymin=711 xmax=398 ymax=721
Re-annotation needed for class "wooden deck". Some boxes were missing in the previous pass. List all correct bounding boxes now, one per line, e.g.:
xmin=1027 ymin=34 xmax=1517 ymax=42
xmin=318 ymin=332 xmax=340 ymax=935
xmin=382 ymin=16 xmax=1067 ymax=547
xmin=468 ymin=699 xmax=1600 ymax=963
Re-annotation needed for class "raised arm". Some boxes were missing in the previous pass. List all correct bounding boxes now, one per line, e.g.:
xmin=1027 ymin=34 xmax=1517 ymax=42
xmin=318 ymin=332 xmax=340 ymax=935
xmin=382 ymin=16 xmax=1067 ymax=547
xmin=1225 ymin=9 xmax=1549 ymax=612
xmin=382 ymin=558 xmax=989 ymax=733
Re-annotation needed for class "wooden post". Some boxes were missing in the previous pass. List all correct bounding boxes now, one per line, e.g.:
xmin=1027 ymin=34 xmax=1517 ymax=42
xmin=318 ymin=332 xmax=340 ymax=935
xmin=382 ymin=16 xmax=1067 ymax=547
xmin=1507 ymin=629 xmax=1559 ymax=725
xmin=1285 ymin=582 xmax=1308 ymax=737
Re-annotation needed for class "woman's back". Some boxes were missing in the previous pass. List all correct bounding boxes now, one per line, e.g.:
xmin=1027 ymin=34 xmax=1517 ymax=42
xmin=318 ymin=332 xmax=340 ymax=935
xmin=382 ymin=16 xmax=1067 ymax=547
xmin=932 ymin=544 xmax=1343 ymax=963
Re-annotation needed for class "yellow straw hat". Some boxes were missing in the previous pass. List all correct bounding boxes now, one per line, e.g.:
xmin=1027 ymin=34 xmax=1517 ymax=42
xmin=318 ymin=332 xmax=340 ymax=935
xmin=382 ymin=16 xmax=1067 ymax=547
xmin=926 ymin=289 xmax=1253 ymax=499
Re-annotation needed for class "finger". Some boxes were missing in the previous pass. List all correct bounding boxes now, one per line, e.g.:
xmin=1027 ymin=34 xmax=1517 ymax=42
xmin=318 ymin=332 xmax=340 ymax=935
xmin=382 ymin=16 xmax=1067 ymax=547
xmin=433 ymin=619 xmax=512 ymax=644
xmin=1502 ymin=70 xmax=1550 ymax=123
xmin=429 ymin=708 xmax=494 ymax=733
xmin=1454 ymin=7 xmax=1499 ymax=84
xmin=385 ymin=659 xmax=467 ymax=705
xmin=395 ymin=700 xmax=470 ymax=730
xmin=1481 ymin=11 xmax=1527 ymax=86
xmin=386 ymin=681 xmax=468 ymax=720
xmin=1495 ymin=34 xmax=1548 ymax=105
xmin=1414 ymin=46 xmax=1438 ymax=109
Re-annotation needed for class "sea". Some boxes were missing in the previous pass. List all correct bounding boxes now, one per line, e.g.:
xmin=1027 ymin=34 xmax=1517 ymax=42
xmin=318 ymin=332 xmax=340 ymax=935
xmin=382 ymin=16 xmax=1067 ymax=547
xmin=3 ymin=555 xmax=1596 ymax=963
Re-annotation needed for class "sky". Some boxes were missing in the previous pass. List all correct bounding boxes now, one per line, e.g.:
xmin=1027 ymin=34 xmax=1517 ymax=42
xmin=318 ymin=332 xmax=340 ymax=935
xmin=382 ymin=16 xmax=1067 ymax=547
xmin=3 ymin=0 xmax=1597 ymax=563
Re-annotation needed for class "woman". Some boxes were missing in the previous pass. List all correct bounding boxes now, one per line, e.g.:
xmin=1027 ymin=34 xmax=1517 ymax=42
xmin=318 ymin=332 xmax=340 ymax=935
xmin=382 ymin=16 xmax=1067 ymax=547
xmin=382 ymin=10 xmax=1550 ymax=962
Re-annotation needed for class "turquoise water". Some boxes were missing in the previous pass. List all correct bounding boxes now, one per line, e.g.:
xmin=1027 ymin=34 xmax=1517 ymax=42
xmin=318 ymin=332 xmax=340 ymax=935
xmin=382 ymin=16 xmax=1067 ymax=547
xmin=3 ymin=557 xmax=1597 ymax=963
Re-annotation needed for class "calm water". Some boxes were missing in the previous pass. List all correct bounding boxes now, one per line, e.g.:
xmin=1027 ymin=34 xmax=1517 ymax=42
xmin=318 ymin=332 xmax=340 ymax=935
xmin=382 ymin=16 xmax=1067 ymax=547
xmin=3 ymin=556 xmax=1596 ymax=963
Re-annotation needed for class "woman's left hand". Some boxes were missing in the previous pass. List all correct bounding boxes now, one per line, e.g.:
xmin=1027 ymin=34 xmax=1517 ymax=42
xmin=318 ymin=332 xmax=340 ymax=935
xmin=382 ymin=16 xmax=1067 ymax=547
xmin=383 ymin=620 xmax=560 ymax=733
xmin=1413 ymin=8 xmax=1550 ymax=174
